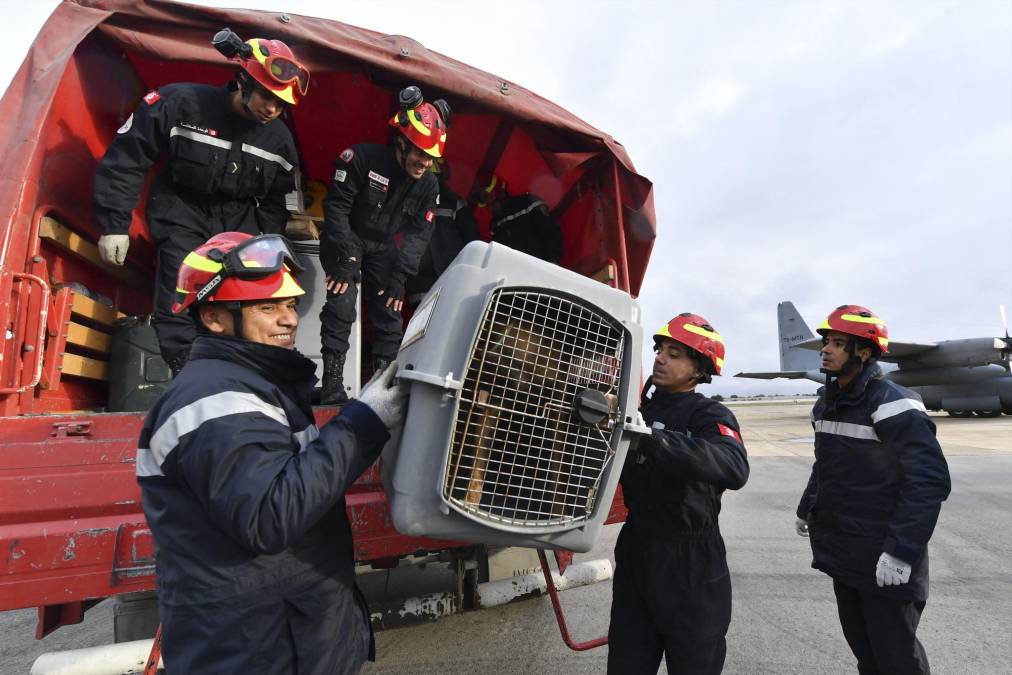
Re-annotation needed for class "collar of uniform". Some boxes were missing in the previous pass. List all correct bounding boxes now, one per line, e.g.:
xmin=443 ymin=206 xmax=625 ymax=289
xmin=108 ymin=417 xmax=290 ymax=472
xmin=834 ymin=362 xmax=883 ymax=404
xmin=190 ymin=334 xmax=318 ymax=386
xmin=646 ymin=389 xmax=699 ymax=407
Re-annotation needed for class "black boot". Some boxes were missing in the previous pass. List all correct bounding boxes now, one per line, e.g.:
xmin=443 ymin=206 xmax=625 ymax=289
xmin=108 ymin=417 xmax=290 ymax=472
xmin=321 ymin=352 xmax=349 ymax=405
xmin=165 ymin=348 xmax=191 ymax=378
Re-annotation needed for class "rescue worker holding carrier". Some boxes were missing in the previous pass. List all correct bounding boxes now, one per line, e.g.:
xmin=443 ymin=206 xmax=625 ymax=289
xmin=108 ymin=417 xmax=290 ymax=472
xmin=93 ymin=29 xmax=307 ymax=375
xmin=795 ymin=305 xmax=950 ymax=674
xmin=319 ymin=86 xmax=449 ymax=404
xmin=137 ymin=232 xmax=406 ymax=674
xmin=609 ymin=313 xmax=749 ymax=675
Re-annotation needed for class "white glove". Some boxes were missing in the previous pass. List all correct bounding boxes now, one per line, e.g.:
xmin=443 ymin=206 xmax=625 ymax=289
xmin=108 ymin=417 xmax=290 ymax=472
xmin=875 ymin=552 xmax=911 ymax=587
xmin=357 ymin=362 xmax=407 ymax=429
xmin=794 ymin=517 xmax=810 ymax=537
xmin=97 ymin=234 xmax=130 ymax=265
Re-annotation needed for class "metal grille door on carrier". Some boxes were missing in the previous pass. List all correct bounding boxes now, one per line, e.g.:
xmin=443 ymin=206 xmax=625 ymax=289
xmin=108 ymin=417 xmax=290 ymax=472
xmin=444 ymin=289 xmax=626 ymax=529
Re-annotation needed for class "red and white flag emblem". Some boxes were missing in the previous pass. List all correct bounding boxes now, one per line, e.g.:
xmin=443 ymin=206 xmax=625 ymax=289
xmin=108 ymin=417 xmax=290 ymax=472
xmin=425 ymin=210 xmax=434 ymax=223
xmin=143 ymin=91 xmax=161 ymax=105
xmin=717 ymin=423 xmax=742 ymax=443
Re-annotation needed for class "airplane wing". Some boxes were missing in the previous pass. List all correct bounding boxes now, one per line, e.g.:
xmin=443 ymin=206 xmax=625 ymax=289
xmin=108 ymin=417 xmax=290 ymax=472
xmin=735 ymin=371 xmax=812 ymax=380
xmin=792 ymin=337 xmax=938 ymax=361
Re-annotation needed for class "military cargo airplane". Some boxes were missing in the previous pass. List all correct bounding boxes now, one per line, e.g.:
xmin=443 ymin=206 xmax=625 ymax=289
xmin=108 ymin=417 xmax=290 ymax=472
xmin=736 ymin=302 xmax=1012 ymax=417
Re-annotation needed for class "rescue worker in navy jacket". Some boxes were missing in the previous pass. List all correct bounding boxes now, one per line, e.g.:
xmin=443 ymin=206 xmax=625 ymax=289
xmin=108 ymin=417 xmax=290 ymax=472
xmin=318 ymin=86 xmax=448 ymax=404
xmin=795 ymin=305 xmax=950 ymax=674
xmin=609 ymin=313 xmax=749 ymax=675
xmin=136 ymin=232 xmax=406 ymax=674
xmin=93 ymin=30 xmax=307 ymax=375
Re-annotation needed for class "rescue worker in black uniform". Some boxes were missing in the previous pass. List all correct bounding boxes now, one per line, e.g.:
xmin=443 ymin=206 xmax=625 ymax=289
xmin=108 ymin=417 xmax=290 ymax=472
xmin=138 ymin=232 xmax=406 ymax=673
xmin=93 ymin=29 xmax=307 ymax=374
xmin=609 ymin=313 xmax=749 ymax=674
xmin=319 ymin=86 xmax=449 ymax=404
xmin=795 ymin=305 xmax=950 ymax=674
xmin=405 ymin=158 xmax=479 ymax=305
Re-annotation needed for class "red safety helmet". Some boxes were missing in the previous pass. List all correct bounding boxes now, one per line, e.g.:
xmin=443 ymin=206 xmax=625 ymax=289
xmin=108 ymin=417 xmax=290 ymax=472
xmin=816 ymin=304 xmax=889 ymax=354
xmin=239 ymin=37 xmax=309 ymax=105
xmin=172 ymin=232 xmax=305 ymax=314
xmin=653 ymin=313 xmax=725 ymax=375
xmin=390 ymin=101 xmax=449 ymax=158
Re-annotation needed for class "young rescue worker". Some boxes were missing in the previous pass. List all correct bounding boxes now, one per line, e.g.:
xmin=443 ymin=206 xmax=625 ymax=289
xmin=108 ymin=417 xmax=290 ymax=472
xmin=136 ymin=232 xmax=405 ymax=674
xmin=795 ymin=304 xmax=950 ymax=674
xmin=609 ymin=313 xmax=749 ymax=675
xmin=93 ymin=29 xmax=307 ymax=375
xmin=319 ymin=86 xmax=449 ymax=404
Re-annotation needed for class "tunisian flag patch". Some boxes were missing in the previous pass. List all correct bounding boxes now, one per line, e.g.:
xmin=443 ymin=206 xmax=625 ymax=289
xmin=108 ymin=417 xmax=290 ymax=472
xmin=143 ymin=90 xmax=161 ymax=105
xmin=425 ymin=210 xmax=434 ymax=222
xmin=717 ymin=423 xmax=742 ymax=443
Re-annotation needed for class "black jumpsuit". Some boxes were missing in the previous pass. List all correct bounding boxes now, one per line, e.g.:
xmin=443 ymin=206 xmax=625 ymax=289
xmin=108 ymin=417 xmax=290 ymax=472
xmin=319 ymin=143 xmax=437 ymax=361
xmin=608 ymin=390 xmax=749 ymax=675
xmin=93 ymin=83 xmax=297 ymax=363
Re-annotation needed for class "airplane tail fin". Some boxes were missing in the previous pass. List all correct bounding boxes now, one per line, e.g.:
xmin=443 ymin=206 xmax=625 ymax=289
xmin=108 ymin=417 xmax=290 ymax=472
xmin=778 ymin=302 xmax=820 ymax=371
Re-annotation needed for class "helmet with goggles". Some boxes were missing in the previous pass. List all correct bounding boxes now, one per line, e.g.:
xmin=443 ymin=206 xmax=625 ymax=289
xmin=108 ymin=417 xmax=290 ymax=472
xmin=172 ymin=233 xmax=305 ymax=314
xmin=213 ymin=29 xmax=309 ymax=105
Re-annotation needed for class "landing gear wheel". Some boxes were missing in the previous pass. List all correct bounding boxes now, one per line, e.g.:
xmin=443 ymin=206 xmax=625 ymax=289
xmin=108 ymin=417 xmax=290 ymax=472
xmin=974 ymin=410 xmax=1001 ymax=418
xmin=947 ymin=410 xmax=973 ymax=418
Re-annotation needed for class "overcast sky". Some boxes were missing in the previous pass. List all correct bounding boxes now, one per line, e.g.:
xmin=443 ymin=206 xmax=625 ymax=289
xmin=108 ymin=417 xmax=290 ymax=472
xmin=3 ymin=0 xmax=1010 ymax=396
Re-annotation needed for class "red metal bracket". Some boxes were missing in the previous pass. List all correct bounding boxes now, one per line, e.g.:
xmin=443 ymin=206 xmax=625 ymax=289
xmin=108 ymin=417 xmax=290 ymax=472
xmin=144 ymin=624 xmax=163 ymax=675
xmin=35 ymin=599 xmax=103 ymax=639
xmin=537 ymin=549 xmax=608 ymax=651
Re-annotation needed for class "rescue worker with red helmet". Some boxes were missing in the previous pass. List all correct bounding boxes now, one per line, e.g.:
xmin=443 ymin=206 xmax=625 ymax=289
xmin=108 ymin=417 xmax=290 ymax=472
xmin=608 ymin=313 xmax=749 ymax=674
xmin=137 ymin=232 xmax=406 ymax=673
xmin=318 ymin=85 xmax=449 ymax=404
xmin=796 ymin=305 xmax=950 ymax=674
xmin=93 ymin=29 xmax=307 ymax=375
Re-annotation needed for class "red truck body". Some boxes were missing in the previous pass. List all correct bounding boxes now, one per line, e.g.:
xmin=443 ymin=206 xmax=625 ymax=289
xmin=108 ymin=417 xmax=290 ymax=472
xmin=0 ymin=0 xmax=655 ymax=638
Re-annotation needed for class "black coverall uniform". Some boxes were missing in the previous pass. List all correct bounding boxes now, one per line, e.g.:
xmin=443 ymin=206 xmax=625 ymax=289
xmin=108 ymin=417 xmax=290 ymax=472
xmin=320 ymin=143 xmax=437 ymax=361
xmin=798 ymin=363 xmax=950 ymax=675
xmin=608 ymin=389 xmax=749 ymax=675
xmin=405 ymin=182 xmax=479 ymax=302
xmin=93 ymin=83 xmax=297 ymax=364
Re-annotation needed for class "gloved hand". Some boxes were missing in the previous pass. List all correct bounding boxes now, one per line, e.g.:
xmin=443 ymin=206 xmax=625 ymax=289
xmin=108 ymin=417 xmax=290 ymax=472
xmin=325 ymin=257 xmax=359 ymax=295
xmin=97 ymin=234 xmax=130 ymax=265
xmin=358 ymin=361 xmax=407 ymax=429
xmin=378 ymin=273 xmax=407 ymax=312
xmin=875 ymin=552 xmax=912 ymax=587
xmin=794 ymin=517 xmax=810 ymax=537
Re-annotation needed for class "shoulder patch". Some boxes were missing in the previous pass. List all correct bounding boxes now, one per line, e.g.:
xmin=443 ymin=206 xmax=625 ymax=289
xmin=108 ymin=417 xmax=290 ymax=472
xmin=425 ymin=209 xmax=435 ymax=223
xmin=339 ymin=148 xmax=354 ymax=163
xmin=717 ymin=423 xmax=742 ymax=443
xmin=116 ymin=113 xmax=134 ymax=135
xmin=143 ymin=90 xmax=161 ymax=105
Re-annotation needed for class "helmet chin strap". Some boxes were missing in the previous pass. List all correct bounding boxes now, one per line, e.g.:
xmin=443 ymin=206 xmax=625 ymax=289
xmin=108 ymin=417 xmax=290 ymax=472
xmin=235 ymin=70 xmax=255 ymax=116
xmin=820 ymin=337 xmax=865 ymax=388
xmin=223 ymin=301 xmax=245 ymax=340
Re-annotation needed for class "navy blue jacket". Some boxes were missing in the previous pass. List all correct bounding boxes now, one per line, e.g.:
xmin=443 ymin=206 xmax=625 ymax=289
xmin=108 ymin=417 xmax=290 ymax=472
xmin=797 ymin=363 xmax=951 ymax=601
xmin=136 ymin=335 xmax=388 ymax=674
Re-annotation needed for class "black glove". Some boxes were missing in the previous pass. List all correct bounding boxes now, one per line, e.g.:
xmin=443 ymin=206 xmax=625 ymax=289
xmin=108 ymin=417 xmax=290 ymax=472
xmin=382 ymin=273 xmax=407 ymax=302
xmin=331 ymin=258 xmax=360 ymax=285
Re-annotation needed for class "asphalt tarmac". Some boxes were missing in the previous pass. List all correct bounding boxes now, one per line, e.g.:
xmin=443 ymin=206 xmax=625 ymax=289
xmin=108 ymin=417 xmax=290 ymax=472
xmin=2 ymin=403 xmax=1010 ymax=674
